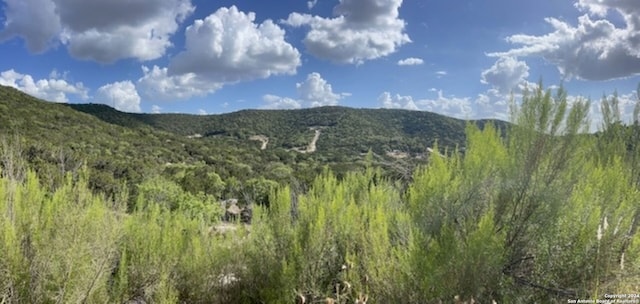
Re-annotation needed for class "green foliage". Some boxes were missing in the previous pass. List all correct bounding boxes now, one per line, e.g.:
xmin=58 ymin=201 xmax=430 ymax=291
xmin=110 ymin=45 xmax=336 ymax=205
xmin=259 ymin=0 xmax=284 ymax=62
xmin=240 ymin=168 xmax=413 ymax=303
xmin=0 ymin=169 xmax=121 ymax=303
xmin=540 ymin=158 xmax=640 ymax=299
xmin=407 ymin=125 xmax=509 ymax=302
xmin=0 ymin=165 xmax=245 ymax=303
xmin=179 ymin=166 xmax=226 ymax=198
xmin=240 ymin=177 xmax=279 ymax=206
xmin=401 ymin=83 xmax=640 ymax=302
xmin=1 ymin=84 xmax=508 ymax=209
xmin=136 ymin=175 xmax=222 ymax=224
xmin=2 ymin=83 xmax=640 ymax=303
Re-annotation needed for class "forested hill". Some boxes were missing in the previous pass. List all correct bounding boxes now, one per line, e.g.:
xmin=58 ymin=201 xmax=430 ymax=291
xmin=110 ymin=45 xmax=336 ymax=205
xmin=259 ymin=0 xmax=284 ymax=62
xmin=0 ymin=84 xmax=505 ymax=202
xmin=68 ymin=98 xmax=507 ymax=157
xmin=0 ymin=84 xmax=507 ymax=158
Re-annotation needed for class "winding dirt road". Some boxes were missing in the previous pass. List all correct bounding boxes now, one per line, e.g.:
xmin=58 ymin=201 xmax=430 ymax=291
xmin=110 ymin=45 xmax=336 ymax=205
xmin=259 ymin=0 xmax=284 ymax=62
xmin=249 ymin=135 xmax=269 ymax=150
xmin=306 ymin=129 xmax=321 ymax=153
xmin=292 ymin=127 xmax=322 ymax=154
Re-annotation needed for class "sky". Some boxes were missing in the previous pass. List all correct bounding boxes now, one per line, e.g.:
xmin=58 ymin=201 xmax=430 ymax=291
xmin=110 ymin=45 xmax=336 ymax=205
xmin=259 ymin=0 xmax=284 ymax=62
xmin=0 ymin=0 xmax=639 ymax=129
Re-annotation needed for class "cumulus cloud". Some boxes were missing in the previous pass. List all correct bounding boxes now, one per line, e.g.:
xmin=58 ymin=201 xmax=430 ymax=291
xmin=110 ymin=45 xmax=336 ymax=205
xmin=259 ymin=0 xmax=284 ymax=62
xmin=296 ymin=72 xmax=345 ymax=107
xmin=263 ymin=94 xmax=302 ymax=109
xmin=169 ymin=6 xmax=300 ymax=80
xmin=379 ymin=88 xmax=520 ymax=120
xmin=284 ymin=0 xmax=411 ymax=64
xmin=151 ymin=105 xmax=162 ymax=114
xmin=473 ymin=88 xmax=511 ymax=120
xmin=0 ymin=69 xmax=88 ymax=102
xmin=138 ymin=65 xmax=221 ymax=102
xmin=417 ymin=90 xmax=474 ymax=119
xmin=588 ymin=90 xmax=639 ymax=131
xmin=481 ymin=56 xmax=530 ymax=93
xmin=386 ymin=84 xmax=638 ymax=127
xmin=397 ymin=57 xmax=424 ymax=66
xmin=378 ymin=92 xmax=418 ymax=110
xmin=0 ymin=0 xmax=194 ymax=63
xmin=575 ymin=0 xmax=640 ymax=28
xmin=263 ymin=72 xmax=347 ymax=109
xmin=95 ymin=81 xmax=141 ymax=112
xmin=487 ymin=0 xmax=640 ymax=80
xmin=140 ymin=6 xmax=301 ymax=102
xmin=0 ymin=0 xmax=61 ymax=53
xmin=378 ymin=90 xmax=475 ymax=119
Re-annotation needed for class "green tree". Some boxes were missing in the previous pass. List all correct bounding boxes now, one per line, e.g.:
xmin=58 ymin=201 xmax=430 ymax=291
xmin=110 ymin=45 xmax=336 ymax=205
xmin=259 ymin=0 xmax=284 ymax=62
xmin=137 ymin=176 xmax=222 ymax=224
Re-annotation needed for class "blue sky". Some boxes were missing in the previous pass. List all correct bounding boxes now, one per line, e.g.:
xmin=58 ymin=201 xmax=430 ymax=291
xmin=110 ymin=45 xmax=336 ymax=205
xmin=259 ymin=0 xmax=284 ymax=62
xmin=1 ymin=0 xmax=639 ymax=128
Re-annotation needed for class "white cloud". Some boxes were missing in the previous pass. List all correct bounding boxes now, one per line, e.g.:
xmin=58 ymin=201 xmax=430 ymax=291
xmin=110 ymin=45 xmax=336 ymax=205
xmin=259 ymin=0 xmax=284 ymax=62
xmin=397 ymin=57 xmax=424 ymax=66
xmin=263 ymin=94 xmax=302 ymax=109
xmin=62 ymin=0 xmax=194 ymax=63
xmin=435 ymin=70 xmax=448 ymax=78
xmin=488 ymin=0 xmax=640 ymax=80
xmin=379 ymin=88 xmax=520 ymax=120
xmin=378 ymin=92 xmax=418 ymax=110
xmin=0 ymin=0 xmax=61 ymax=53
xmin=140 ymin=6 xmax=301 ymax=102
xmin=417 ymin=90 xmax=474 ymax=119
xmin=138 ymin=65 xmax=220 ymax=102
xmin=197 ymin=109 xmax=207 ymax=115
xmin=284 ymin=0 xmax=411 ymax=64
xmin=95 ymin=81 xmax=141 ymax=112
xmin=151 ymin=105 xmax=162 ymax=114
xmin=49 ymin=69 xmax=69 ymax=80
xmin=169 ymin=6 xmax=300 ymax=80
xmin=481 ymin=56 xmax=530 ymax=94
xmin=378 ymin=90 xmax=475 ymax=119
xmin=590 ymin=90 xmax=639 ymax=131
xmin=307 ymin=0 xmax=318 ymax=9
xmin=0 ymin=0 xmax=194 ymax=63
xmin=473 ymin=85 xmax=639 ymax=129
xmin=296 ymin=72 xmax=345 ymax=107
xmin=263 ymin=72 xmax=347 ymax=109
xmin=575 ymin=0 xmax=640 ymax=28
xmin=387 ymin=85 xmax=638 ymax=128
xmin=0 ymin=69 xmax=88 ymax=102
xmin=473 ymin=88 xmax=511 ymax=121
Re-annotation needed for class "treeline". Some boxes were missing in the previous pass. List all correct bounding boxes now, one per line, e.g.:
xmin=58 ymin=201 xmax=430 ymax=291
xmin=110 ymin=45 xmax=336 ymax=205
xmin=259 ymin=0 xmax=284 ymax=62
xmin=69 ymin=102 xmax=478 ymax=161
xmin=1 ymin=85 xmax=640 ymax=303
xmin=1 ymin=84 xmax=473 ymax=208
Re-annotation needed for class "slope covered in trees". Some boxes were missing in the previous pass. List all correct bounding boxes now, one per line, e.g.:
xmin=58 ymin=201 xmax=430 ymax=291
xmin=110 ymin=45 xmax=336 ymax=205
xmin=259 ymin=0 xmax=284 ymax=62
xmin=1 ymin=84 xmax=503 ymax=207
xmin=67 ymin=103 xmax=508 ymax=159
xmin=1 ymin=84 xmax=639 ymax=303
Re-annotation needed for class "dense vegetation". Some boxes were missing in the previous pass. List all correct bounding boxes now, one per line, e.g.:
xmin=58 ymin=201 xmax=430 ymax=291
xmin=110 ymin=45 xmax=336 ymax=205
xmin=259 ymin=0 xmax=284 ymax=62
xmin=1 ymin=84 xmax=640 ymax=303
xmin=2 ymin=84 xmax=495 ymax=209
xmin=67 ymin=103 xmax=484 ymax=155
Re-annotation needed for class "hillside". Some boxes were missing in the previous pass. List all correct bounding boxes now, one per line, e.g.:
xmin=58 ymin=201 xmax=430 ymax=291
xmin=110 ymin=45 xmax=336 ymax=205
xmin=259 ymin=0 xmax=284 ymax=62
xmin=69 ymin=100 xmax=507 ymax=158
xmin=1 ymin=84 xmax=506 ymax=203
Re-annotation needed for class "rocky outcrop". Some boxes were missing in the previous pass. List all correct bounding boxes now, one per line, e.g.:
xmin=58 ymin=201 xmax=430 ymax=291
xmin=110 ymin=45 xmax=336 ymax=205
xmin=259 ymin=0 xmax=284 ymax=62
xmin=249 ymin=135 xmax=269 ymax=150
xmin=220 ymin=199 xmax=252 ymax=223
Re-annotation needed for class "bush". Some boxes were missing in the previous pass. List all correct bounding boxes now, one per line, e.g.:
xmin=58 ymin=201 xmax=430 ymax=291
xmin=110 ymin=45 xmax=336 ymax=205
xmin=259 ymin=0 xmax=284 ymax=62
xmin=2 ymin=83 xmax=640 ymax=303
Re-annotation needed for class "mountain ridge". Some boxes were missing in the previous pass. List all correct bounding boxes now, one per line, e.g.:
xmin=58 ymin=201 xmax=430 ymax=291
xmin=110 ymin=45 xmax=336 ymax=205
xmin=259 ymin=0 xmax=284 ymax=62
xmin=1 ymin=84 xmax=511 ymax=159
xmin=65 ymin=97 xmax=508 ymax=154
xmin=0 ymin=84 xmax=508 ymax=200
